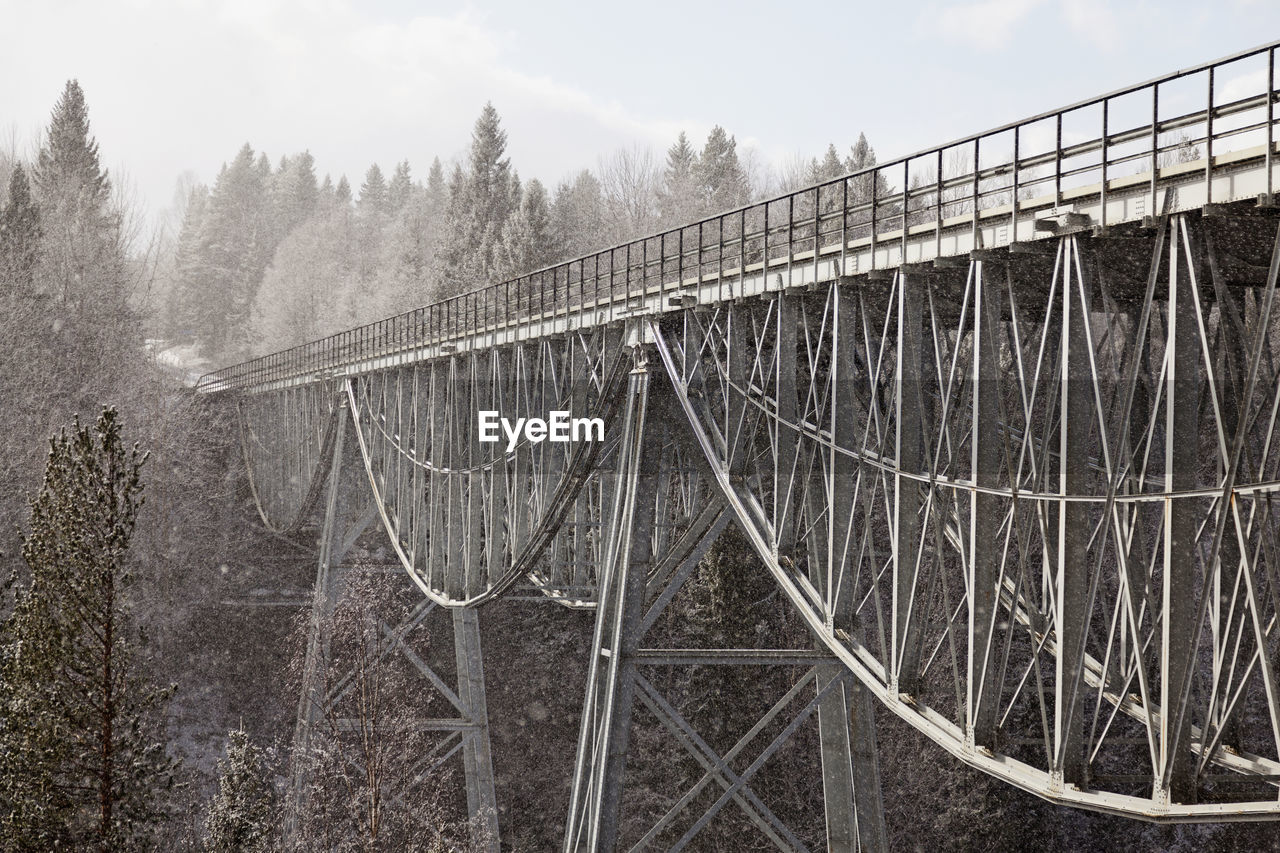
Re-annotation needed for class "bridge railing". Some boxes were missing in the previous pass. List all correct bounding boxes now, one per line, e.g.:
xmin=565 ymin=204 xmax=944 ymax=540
xmin=198 ymin=40 xmax=1280 ymax=393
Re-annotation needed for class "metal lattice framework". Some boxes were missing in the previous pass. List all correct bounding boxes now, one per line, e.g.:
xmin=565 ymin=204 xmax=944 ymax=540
xmin=204 ymin=42 xmax=1280 ymax=850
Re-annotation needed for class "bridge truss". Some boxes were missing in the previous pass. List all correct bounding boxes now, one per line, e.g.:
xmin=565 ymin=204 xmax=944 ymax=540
xmin=205 ymin=42 xmax=1280 ymax=850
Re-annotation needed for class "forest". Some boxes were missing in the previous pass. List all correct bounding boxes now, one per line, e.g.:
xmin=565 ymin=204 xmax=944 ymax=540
xmin=0 ymin=79 xmax=1274 ymax=850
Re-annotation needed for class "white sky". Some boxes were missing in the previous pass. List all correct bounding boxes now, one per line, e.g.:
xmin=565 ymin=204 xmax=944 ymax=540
xmin=2 ymin=0 xmax=1278 ymax=229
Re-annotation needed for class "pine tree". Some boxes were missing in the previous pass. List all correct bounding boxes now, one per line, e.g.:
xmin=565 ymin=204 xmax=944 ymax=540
xmin=335 ymin=175 xmax=352 ymax=206
xmin=358 ymin=163 xmax=388 ymax=218
xmin=272 ymin=150 xmax=318 ymax=237
xmin=846 ymin=132 xmax=885 ymax=202
xmin=34 ymin=80 xmax=110 ymax=218
xmin=387 ymin=160 xmax=413 ymax=213
xmin=440 ymin=103 xmax=518 ymax=296
xmin=466 ymin=103 xmax=515 ymax=229
xmin=204 ymin=727 xmax=277 ymax=852
xmin=809 ymin=143 xmax=846 ymax=184
xmin=496 ymin=177 xmax=552 ymax=281
xmin=0 ymin=164 xmax=40 ymax=293
xmin=0 ymin=408 xmax=177 ymax=851
xmin=425 ymin=157 xmax=447 ymax=213
xmin=549 ymin=170 xmax=604 ymax=262
xmin=163 ymin=185 xmax=209 ymax=341
xmin=658 ymin=131 xmax=700 ymax=225
xmin=696 ymin=126 xmax=749 ymax=213
xmin=355 ymin=164 xmax=389 ymax=286
xmin=376 ymin=184 xmax=443 ymax=318
xmin=32 ymin=80 xmax=130 ymax=323
xmin=175 ymin=143 xmax=274 ymax=362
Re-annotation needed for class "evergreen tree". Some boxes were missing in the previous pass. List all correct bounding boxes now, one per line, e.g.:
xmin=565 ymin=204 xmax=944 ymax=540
xmin=163 ymin=185 xmax=209 ymax=341
xmin=0 ymin=164 xmax=40 ymax=293
xmin=34 ymin=80 xmax=110 ymax=219
xmin=496 ymin=177 xmax=552 ymax=281
xmin=173 ymin=143 xmax=274 ymax=362
xmin=335 ymin=175 xmax=352 ymax=206
xmin=657 ymin=131 xmax=700 ymax=225
xmin=358 ymin=163 xmax=388 ymax=217
xmin=440 ymin=103 xmax=518 ymax=296
xmin=809 ymin=143 xmax=846 ymax=184
xmin=249 ymin=204 xmax=355 ymax=352
xmin=549 ymin=170 xmax=604 ymax=262
xmin=695 ymin=126 xmax=749 ymax=213
xmin=25 ymin=80 xmax=141 ymax=400
xmin=466 ymin=103 xmax=515 ymax=229
xmin=387 ymin=160 xmax=413 ymax=213
xmin=375 ymin=184 xmax=443 ymax=318
xmin=204 ymin=727 xmax=277 ymax=853
xmin=272 ymin=150 xmax=318 ymax=237
xmin=33 ymin=80 xmax=130 ymax=322
xmin=425 ymin=157 xmax=447 ymax=213
xmin=0 ymin=408 xmax=177 ymax=851
xmin=846 ymin=132 xmax=884 ymax=202
xmin=356 ymin=164 xmax=389 ymax=286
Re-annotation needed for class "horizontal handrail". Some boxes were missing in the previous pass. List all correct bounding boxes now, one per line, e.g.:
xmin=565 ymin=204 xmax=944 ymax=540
xmin=199 ymin=40 xmax=1280 ymax=393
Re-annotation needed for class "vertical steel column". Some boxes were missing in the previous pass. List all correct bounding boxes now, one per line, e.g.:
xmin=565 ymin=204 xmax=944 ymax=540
xmin=453 ymin=608 xmax=501 ymax=850
xmin=811 ymin=665 xmax=860 ymax=853
xmin=1056 ymin=237 xmax=1089 ymax=786
xmin=286 ymin=400 xmax=376 ymax=840
xmin=1160 ymin=216 xmax=1199 ymax=803
xmin=511 ymin=345 xmax=532 ymax=555
xmin=565 ymin=349 xmax=658 ymax=853
xmin=813 ymin=282 xmax=888 ymax=852
xmin=849 ymin=675 xmax=889 ymax=852
xmin=466 ymin=353 xmax=486 ymax=599
xmin=487 ymin=350 xmax=509 ymax=589
xmin=969 ymin=261 xmax=1001 ymax=747
xmin=893 ymin=272 xmax=925 ymax=695
xmin=775 ymin=291 xmax=799 ymax=557
xmin=429 ymin=361 xmax=448 ymax=592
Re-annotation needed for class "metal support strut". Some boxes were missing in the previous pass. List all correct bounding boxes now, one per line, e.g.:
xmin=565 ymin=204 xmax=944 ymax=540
xmin=565 ymin=341 xmax=889 ymax=852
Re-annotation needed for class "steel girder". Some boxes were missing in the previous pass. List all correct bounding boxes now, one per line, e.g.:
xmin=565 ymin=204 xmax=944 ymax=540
xmin=650 ymin=210 xmax=1280 ymax=820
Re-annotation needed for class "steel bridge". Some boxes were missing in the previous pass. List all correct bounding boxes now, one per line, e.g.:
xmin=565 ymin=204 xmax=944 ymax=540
xmin=202 ymin=42 xmax=1280 ymax=851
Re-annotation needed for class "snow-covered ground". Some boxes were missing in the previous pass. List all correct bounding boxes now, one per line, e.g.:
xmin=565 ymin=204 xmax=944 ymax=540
xmin=147 ymin=339 xmax=213 ymax=387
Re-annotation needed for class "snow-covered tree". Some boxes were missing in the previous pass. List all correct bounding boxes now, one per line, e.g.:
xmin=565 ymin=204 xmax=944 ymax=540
xmin=204 ymin=727 xmax=277 ymax=853
xmin=0 ymin=408 xmax=178 ymax=851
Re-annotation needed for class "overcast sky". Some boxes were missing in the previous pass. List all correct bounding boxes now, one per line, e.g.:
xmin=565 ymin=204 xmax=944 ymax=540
xmin=3 ymin=0 xmax=1279 ymax=229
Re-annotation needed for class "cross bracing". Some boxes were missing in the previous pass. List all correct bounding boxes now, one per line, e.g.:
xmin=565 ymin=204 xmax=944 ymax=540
xmin=206 ymin=41 xmax=1280 ymax=849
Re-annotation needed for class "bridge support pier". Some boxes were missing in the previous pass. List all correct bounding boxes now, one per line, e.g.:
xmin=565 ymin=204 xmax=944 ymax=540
xmin=286 ymin=404 xmax=501 ymax=850
xmin=565 ymin=347 xmax=889 ymax=852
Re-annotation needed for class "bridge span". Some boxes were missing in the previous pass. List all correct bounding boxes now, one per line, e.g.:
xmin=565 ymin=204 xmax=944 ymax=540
xmin=203 ymin=41 xmax=1280 ymax=851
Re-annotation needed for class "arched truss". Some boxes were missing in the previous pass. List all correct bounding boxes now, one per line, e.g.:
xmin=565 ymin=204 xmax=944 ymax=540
xmin=238 ymin=377 xmax=344 ymax=533
xmin=650 ymin=211 xmax=1280 ymax=820
xmin=347 ymin=326 xmax=641 ymax=607
xmin=239 ymin=326 xmax=717 ymax=609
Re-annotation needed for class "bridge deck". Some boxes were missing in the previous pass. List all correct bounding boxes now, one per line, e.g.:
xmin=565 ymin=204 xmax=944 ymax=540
xmin=200 ymin=41 xmax=1280 ymax=394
